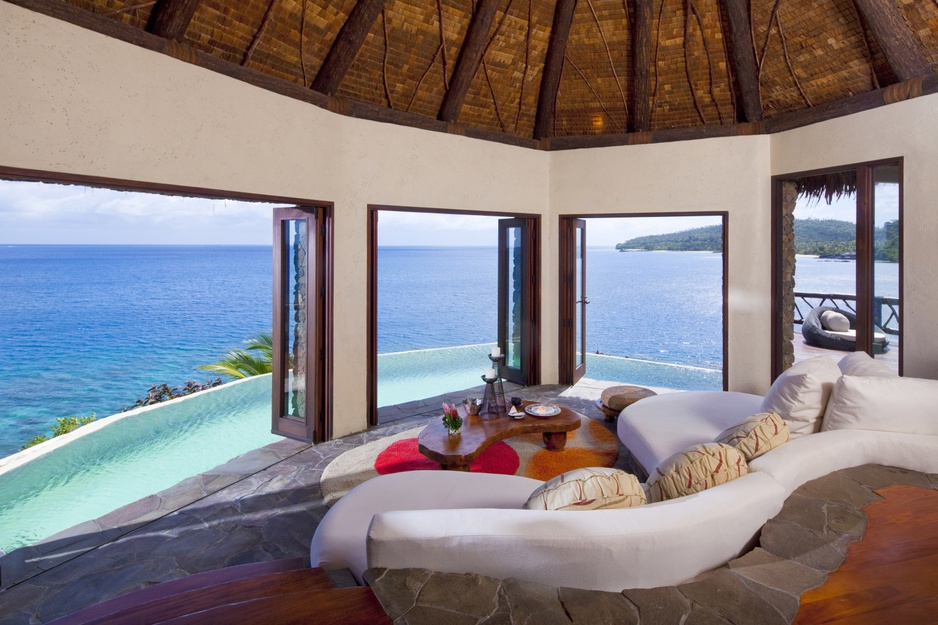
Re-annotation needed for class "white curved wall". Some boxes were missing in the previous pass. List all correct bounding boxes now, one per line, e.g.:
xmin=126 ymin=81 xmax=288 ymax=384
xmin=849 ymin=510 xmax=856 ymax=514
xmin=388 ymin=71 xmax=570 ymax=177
xmin=2 ymin=2 xmax=937 ymax=437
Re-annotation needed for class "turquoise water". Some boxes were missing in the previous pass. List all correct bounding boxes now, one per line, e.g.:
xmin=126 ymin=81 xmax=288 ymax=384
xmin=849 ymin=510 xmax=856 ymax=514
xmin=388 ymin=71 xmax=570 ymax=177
xmin=0 ymin=376 xmax=278 ymax=553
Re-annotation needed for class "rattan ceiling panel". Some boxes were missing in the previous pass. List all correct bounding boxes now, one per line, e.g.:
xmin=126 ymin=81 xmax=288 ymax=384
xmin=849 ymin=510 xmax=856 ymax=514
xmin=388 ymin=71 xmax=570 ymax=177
xmin=553 ymin=0 xmax=631 ymax=137
xmin=900 ymin=0 xmax=938 ymax=68
xmin=458 ymin=0 xmax=552 ymax=137
xmin=78 ymin=0 xmax=153 ymax=30
xmin=755 ymin=0 xmax=874 ymax=117
xmin=337 ymin=0 xmax=474 ymax=114
xmin=644 ymin=0 xmax=730 ymax=131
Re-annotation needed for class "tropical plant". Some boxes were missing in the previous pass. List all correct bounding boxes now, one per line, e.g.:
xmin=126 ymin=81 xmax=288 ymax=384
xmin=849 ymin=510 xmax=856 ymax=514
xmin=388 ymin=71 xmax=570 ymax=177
xmin=198 ymin=331 xmax=277 ymax=379
xmin=20 ymin=413 xmax=96 ymax=450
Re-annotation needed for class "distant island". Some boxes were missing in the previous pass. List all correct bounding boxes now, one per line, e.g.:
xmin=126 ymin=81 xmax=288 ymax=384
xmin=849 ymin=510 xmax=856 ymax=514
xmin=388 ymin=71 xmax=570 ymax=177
xmin=615 ymin=219 xmax=899 ymax=262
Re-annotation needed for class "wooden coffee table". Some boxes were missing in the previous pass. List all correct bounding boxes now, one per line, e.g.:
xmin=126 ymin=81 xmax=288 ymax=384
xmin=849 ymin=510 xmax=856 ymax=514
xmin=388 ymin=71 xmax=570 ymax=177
xmin=417 ymin=402 xmax=582 ymax=471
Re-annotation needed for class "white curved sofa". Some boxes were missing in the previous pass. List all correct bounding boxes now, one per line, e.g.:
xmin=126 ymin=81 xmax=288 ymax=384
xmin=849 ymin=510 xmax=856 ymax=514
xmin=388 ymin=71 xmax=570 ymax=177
xmin=311 ymin=353 xmax=938 ymax=592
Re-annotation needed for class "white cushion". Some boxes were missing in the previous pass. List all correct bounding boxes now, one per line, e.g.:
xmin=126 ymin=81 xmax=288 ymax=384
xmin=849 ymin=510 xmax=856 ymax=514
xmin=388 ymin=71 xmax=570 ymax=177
xmin=617 ymin=391 xmax=764 ymax=473
xmin=826 ymin=329 xmax=888 ymax=344
xmin=310 ymin=470 xmax=541 ymax=582
xmin=837 ymin=351 xmax=896 ymax=377
xmin=822 ymin=375 xmax=938 ymax=435
xmin=820 ymin=310 xmax=850 ymax=332
xmin=760 ymin=356 xmax=840 ymax=438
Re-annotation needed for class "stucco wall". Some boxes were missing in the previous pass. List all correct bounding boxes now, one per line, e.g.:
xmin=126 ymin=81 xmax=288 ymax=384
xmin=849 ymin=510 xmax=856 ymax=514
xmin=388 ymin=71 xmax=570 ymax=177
xmin=771 ymin=94 xmax=938 ymax=378
xmin=548 ymin=137 xmax=774 ymax=393
xmin=0 ymin=2 xmax=548 ymax=437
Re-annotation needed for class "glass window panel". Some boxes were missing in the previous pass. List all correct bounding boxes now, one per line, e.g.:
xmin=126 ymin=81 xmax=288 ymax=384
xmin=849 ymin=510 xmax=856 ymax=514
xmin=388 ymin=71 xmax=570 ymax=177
xmin=282 ymin=219 xmax=308 ymax=420
xmin=575 ymin=230 xmax=585 ymax=367
xmin=505 ymin=227 xmax=522 ymax=370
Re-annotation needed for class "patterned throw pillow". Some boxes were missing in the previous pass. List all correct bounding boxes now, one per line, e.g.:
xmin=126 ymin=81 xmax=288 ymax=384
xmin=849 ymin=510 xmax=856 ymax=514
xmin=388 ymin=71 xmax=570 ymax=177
xmin=715 ymin=413 xmax=790 ymax=461
xmin=647 ymin=443 xmax=748 ymax=503
xmin=523 ymin=467 xmax=646 ymax=511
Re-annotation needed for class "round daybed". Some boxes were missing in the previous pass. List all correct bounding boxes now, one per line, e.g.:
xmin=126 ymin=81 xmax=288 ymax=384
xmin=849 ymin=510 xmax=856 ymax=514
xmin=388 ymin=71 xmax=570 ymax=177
xmin=801 ymin=305 xmax=889 ymax=353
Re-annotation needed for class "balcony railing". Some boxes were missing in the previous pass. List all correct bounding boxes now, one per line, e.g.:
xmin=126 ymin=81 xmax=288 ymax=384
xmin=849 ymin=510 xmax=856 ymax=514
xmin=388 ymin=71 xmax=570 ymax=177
xmin=793 ymin=292 xmax=900 ymax=335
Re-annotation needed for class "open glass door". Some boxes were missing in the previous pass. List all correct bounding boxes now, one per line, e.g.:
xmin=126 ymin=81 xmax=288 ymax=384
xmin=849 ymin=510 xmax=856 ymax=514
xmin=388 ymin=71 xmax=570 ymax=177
xmin=272 ymin=205 xmax=333 ymax=442
xmin=558 ymin=218 xmax=587 ymax=384
xmin=498 ymin=218 xmax=537 ymax=385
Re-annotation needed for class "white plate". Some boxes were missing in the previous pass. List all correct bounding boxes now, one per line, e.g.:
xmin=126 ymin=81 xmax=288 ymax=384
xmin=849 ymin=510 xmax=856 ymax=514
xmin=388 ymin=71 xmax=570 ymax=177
xmin=525 ymin=404 xmax=561 ymax=417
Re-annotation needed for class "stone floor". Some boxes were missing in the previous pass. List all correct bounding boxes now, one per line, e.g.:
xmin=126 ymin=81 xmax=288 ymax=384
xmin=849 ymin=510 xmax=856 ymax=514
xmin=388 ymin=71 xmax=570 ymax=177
xmin=365 ymin=464 xmax=938 ymax=625
xmin=1 ymin=379 xmax=932 ymax=625
xmin=0 ymin=379 xmax=624 ymax=624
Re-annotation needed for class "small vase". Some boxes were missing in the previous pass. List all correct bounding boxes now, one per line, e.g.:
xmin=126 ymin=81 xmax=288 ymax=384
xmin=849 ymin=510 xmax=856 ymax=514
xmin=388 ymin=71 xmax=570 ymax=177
xmin=447 ymin=428 xmax=461 ymax=437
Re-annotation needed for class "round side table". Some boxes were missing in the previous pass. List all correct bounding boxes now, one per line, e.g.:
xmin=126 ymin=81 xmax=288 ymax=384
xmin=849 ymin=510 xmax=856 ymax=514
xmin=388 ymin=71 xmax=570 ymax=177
xmin=596 ymin=385 xmax=657 ymax=422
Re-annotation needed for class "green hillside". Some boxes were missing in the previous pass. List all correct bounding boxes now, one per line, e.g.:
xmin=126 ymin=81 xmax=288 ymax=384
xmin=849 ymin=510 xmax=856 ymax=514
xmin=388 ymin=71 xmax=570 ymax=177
xmin=614 ymin=218 xmax=898 ymax=262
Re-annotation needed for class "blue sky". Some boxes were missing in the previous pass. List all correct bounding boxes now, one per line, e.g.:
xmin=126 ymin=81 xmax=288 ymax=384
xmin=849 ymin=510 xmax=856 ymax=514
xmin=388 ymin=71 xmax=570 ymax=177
xmin=0 ymin=179 xmax=898 ymax=247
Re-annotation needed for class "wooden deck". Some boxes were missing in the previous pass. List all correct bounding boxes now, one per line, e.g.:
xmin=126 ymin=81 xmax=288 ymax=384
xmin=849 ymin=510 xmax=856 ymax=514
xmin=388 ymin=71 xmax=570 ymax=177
xmin=792 ymin=331 xmax=900 ymax=372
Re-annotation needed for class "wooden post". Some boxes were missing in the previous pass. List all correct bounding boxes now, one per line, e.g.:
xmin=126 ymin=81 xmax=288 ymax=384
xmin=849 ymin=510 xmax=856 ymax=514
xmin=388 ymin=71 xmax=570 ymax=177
xmin=438 ymin=0 xmax=501 ymax=123
xmin=146 ymin=0 xmax=200 ymax=42
xmin=631 ymin=0 xmax=653 ymax=132
xmin=720 ymin=0 xmax=763 ymax=122
xmin=533 ymin=0 xmax=577 ymax=140
xmin=853 ymin=0 xmax=932 ymax=81
xmin=311 ymin=0 xmax=390 ymax=95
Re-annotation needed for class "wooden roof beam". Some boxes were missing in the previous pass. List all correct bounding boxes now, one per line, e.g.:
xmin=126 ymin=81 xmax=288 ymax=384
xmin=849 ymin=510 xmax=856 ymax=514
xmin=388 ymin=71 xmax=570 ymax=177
xmin=853 ymin=0 xmax=932 ymax=81
xmin=311 ymin=0 xmax=389 ymax=95
xmin=533 ymin=0 xmax=577 ymax=140
xmin=630 ymin=0 xmax=652 ymax=132
xmin=146 ymin=0 xmax=200 ymax=42
xmin=438 ymin=0 xmax=502 ymax=123
xmin=720 ymin=0 xmax=763 ymax=122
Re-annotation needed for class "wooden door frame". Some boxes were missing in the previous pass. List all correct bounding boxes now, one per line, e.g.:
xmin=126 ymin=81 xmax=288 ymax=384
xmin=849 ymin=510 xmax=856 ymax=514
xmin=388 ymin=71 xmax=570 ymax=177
xmin=770 ymin=158 xmax=903 ymax=380
xmin=271 ymin=204 xmax=334 ymax=443
xmin=558 ymin=218 xmax=587 ymax=384
xmin=367 ymin=205 xmax=540 ymax=427
xmin=558 ymin=212 xmax=728 ymax=391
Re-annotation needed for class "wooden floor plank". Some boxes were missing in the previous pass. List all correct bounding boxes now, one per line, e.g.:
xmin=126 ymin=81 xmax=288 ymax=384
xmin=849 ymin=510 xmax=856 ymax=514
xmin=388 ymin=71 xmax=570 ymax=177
xmin=48 ymin=558 xmax=307 ymax=625
xmin=157 ymin=587 xmax=392 ymax=625
xmin=83 ymin=569 xmax=334 ymax=625
xmin=794 ymin=485 xmax=938 ymax=625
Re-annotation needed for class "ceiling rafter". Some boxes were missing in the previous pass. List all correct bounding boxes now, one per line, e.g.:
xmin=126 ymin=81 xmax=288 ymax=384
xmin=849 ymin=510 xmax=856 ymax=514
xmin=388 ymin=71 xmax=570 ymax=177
xmin=853 ymin=0 xmax=932 ymax=82
xmin=438 ymin=0 xmax=502 ymax=123
xmin=533 ymin=0 xmax=577 ymax=140
xmin=720 ymin=0 xmax=763 ymax=122
xmin=631 ymin=0 xmax=652 ymax=132
xmin=146 ymin=0 xmax=200 ymax=41
xmin=311 ymin=0 xmax=390 ymax=96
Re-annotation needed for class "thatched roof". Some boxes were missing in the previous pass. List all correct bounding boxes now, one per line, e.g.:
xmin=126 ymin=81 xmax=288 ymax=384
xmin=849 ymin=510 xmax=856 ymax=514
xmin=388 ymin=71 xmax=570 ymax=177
xmin=12 ymin=0 xmax=938 ymax=149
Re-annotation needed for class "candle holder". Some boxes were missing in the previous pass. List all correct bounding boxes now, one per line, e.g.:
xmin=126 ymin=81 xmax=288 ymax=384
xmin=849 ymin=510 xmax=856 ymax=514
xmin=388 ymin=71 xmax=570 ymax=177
xmin=480 ymin=354 xmax=507 ymax=419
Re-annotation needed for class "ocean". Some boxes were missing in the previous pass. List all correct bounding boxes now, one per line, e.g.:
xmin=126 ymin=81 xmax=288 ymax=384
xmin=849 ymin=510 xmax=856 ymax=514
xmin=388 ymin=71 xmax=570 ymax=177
xmin=0 ymin=245 xmax=898 ymax=457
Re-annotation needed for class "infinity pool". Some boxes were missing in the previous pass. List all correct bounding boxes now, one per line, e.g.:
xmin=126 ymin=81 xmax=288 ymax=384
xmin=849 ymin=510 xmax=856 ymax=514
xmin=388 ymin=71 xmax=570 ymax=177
xmin=0 ymin=347 xmax=719 ymax=554
xmin=0 ymin=375 xmax=279 ymax=553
